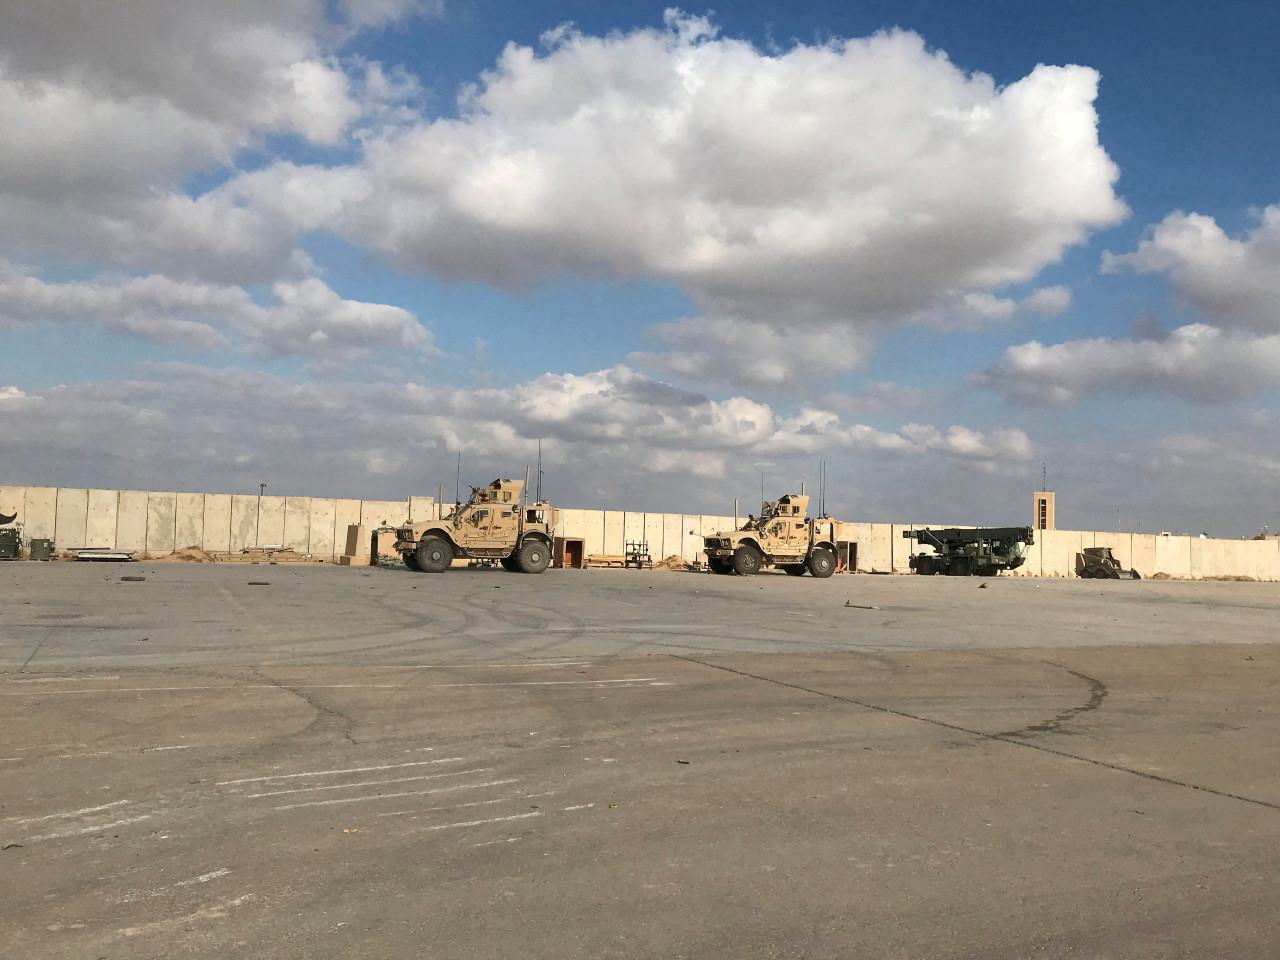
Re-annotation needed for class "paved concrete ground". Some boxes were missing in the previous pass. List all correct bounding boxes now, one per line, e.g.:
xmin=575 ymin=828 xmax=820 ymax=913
xmin=2 ymin=562 xmax=1278 ymax=959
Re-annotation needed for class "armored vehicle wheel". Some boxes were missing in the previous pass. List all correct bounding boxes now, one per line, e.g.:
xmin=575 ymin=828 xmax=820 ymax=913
xmin=731 ymin=545 xmax=763 ymax=576
xmin=782 ymin=564 xmax=806 ymax=576
xmin=806 ymin=548 xmax=835 ymax=579
xmin=951 ymin=557 xmax=972 ymax=577
xmin=415 ymin=536 xmax=454 ymax=573
xmin=402 ymin=552 xmax=422 ymax=572
xmin=499 ymin=555 xmax=519 ymax=572
xmin=708 ymin=557 xmax=733 ymax=575
xmin=916 ymin=557 xmax=935 ymax=576
xmin=516 ymin=538 xmax=550 ymax=574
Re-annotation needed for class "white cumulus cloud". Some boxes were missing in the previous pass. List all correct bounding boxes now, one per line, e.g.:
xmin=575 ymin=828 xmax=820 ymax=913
xmin=975 ymin=323 xmax=1280 ymax=405
xmin=0 ymin=1 xmax=424 ymax=283
xmin=628 ymin=317 xmax=872 ymax=389
xmin=0 ymin=266 xmax=436 ymax=359
xmin=331 ymin=13 xmax=1123 ymax=335
xmin=0 ymin=364 xmax=1033 ymax=503
xmin=981 ymin=204 xmax=1280 ymax=405
xmin=1103 ymin=205 xmax=1280 ymax=333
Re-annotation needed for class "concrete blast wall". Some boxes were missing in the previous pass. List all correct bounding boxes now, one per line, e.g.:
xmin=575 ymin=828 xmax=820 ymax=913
xmin=0 ymin=486 xmax=435 ymax=561
xmin=3 ymin=481 xmax=1279 ymax=579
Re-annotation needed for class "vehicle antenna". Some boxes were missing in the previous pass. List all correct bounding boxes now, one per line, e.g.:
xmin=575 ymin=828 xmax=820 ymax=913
xmin=455 ymin=451 xmax=461 ymax=506
xmin=537 ymin=439 xmax=543 ymax=501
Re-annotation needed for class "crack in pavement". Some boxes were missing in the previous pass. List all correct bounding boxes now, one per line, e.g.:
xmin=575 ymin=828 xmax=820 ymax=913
xmin=994 ymin=662 xmax=1108 ymax=739
xmin=249 ymin=669 xmax=359 ymax=746
xmin=671 ymin=654 xmax=1280 ymax=813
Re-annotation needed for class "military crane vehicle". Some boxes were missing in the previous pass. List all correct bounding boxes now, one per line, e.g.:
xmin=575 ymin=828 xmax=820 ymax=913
xmin=903 ymin=526 xmax=1034 ymax=577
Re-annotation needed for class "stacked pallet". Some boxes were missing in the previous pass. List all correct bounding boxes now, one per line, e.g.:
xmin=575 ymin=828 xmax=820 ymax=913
xmin=208 ymin=547 xmax=322 ymax=564
xmin=583 ymin=554 xmax=627 ymax=568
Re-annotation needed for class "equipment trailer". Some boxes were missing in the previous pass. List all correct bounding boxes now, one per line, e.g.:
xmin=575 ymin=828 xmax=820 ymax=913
xmin=903 ymin=526 xmax=1034 ymax=577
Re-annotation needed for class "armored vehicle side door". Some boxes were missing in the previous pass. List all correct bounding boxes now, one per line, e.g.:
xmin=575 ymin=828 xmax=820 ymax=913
xmin=488 ymin=505 xmax=519 ymax=546
xmin=459 ymin=507 xmax=494 ymax=548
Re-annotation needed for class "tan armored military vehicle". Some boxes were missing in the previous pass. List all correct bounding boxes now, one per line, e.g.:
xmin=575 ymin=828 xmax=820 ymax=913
xmin=703 ymin=493 xmax=839 ymax=578
xmin=394 ymin=477 xmax=558 ymax=574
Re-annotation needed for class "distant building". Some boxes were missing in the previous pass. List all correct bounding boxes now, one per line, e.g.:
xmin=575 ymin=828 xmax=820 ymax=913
xmin=1033 ymin=491 xmax=1055 ymax=531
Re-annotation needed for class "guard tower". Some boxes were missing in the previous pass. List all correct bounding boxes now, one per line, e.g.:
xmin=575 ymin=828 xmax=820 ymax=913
xmin=1033 ymin=491 xmax=1055 ymax=531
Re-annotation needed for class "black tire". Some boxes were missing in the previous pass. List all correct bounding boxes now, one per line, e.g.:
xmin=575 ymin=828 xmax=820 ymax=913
xmin=516 ymin=538 xmax=550 ymax=574
xmin=916 ymin=557 xmax=934 ymax=576
xmin=415 ymin=536 xmax=454 ymax=573
xmin=951 ymin=557 xmax=972 ymax=577
xmin=782 ymin=564 xmax=807 ymax=576
xmin=708 ymin=557 xmax=733 ymax=575
xmin=806 ymin=548 xmax=836 ymax=579
xmin=499 ymin=555 xmax=518 ymax=572
xmin=402 ymin=552 xmax=422 ymax=572
xmin=731 ymin=545 xmax=763 ymax=576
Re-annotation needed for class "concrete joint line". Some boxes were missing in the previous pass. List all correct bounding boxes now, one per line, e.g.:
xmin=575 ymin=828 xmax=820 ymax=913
xmin=669 ymin=654 xmax=1280 ymax=814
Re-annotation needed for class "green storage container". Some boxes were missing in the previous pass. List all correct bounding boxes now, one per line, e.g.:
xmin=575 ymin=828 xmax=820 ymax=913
xmin=29 ymin=538 xmax=54 ymax=561
xmin=0 ymin=528 xmax=19 ymax=560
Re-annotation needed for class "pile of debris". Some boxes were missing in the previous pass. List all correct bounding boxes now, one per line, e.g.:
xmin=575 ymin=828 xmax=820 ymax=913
xmin=653 ymin=554 xmax=692 ymax=571
xmin=165 ymin=546 xmax=215 ymax=563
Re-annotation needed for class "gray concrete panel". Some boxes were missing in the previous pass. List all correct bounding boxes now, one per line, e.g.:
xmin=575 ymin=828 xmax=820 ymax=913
xmin=680 ymin=516 xmax=701 ymax=560
xmin=256 ymin=496 xmax=286 ymax=547
xmin=145 ymin=492 xmax=177 ymax=556
xmin=622 ymin=512 xmax=645 ymax=551
xmin=175 ymin=492 xmax=205 ymax=550
xmin=84 ymin=489 xmax=119 ymax=549
xmin=866 ymin=523 xmax=892 ymax=573
xmin=603 ymin=511 xmax=624 ymax=556
xmin=308 ymin=499 xmax=337 ymax=559
xmin=360 ymin=500 xmax=408 ymax=529
xmin=54 ymin=488 xmax=89 ymax=550
xmin=643 ymin=513 xmax=665 ymax=559
xmin=202 ymin=494 xmax=233 ymax=553
xmin=229 ymin=495 xmax=258 ymax=551
xmin=662 ymin=514 xmax=684 ymax=562
xmin=115 ymin=490 xmax=148 ymax=554
xmin=333 ymin=500 xmax=361 ymax=551
xmin=1155 ymin=534 xmax=1192 ymax=579
xmin=1131 ymin=533 xmax=1157 ymax=576
xmin=570 ymin=510 xmax=604 ymax=555
xmin=283 ymin=497 xmax=311 ymax=553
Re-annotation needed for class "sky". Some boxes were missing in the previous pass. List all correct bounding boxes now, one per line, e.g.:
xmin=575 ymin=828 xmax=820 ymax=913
xmin=1 ymin=0 xmax=1278 ymax=535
